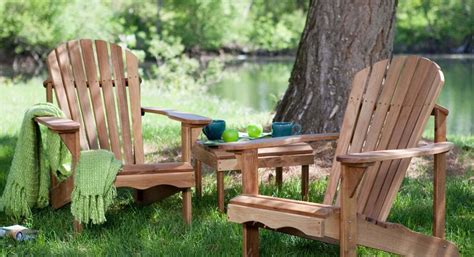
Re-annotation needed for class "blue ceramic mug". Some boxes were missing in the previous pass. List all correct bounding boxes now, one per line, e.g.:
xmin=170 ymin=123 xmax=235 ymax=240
xmin=272 ymin=122 xmax=302 ymax=137
xmin=203 ymin=120 xmax=226 ymax=140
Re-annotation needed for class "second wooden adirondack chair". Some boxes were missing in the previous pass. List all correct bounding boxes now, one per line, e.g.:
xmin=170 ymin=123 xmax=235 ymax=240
xmin=218 ymin=56 xmax=460 ymax=256
xmin=36 ymin=39 xmax=211 ymax=229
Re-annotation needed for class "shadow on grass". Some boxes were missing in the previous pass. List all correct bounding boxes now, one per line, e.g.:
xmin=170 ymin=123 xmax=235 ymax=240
xmin=0 ymin=135 xmax=17 ymax=191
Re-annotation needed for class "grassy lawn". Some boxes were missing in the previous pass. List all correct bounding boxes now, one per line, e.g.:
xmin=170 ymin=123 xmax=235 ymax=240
xmin=0 ymin=80 xmax=473 ymax=256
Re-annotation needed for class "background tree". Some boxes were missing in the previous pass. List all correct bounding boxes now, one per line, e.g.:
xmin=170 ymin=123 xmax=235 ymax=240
xmin=274 ymin=0 xmax=398 ymax=133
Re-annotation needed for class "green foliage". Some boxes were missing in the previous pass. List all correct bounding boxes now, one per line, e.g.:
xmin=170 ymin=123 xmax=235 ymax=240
xmin=0 ymin=0 xmax=471 ymax=67
xmin=0 ymin=0 xmax=119 ymax=56
xmin=396 ymin=0 xmax=473 ymax=52
xmin=146 ymin=36 xmax=222 ymax=91
xmin=247 ymin=11 xmax=305 ymax=51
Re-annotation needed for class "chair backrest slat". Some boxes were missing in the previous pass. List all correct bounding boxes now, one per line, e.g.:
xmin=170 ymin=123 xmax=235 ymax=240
xmin=68 ymin=40 xmax=99 ymax=149
xmin=126 ymin=51 xmax=144 ymax=164
xmin=80 ymin=39 xmax=110 ymax=150
xmin=47 ymin=51 xmax=72 ymax=118
xmin=348 ymin=59 xmax=389 ymax=153
xmin=45 ymin=39 xmax=144 ymax=164
xmin=376 ymin=75 xmax=444 ymax=220
xmin=95 ymin=40 xmax=122 ymax=159
xmin=369 ymin=61 xmax=443 ymax=220
xmin=324 ymin=56 xmax=445 ymax=221
xmin=363 ymin=58 xmax=438 ymax=217
xmin=356 ymin=57 xmax=409 ymax=212
xmin=110 ymin=44 xmax=134 ymax=164
xmin=323 ymin=68 xmax=369 ymax=205
xmin=55 ymin=43 xmax=89 ymax=150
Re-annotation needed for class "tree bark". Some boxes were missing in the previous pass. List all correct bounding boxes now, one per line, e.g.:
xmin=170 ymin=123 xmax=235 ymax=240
xmin=274 ymin=0 xmax=397 ymax=133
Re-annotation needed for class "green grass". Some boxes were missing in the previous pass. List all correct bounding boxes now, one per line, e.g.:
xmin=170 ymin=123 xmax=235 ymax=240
xmin=1 ymin=80 xmax=473 ymax=256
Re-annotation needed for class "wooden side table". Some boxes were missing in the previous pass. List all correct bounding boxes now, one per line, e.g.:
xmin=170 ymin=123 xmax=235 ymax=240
xmin=192 ymin=142 xmax=315 ymax=212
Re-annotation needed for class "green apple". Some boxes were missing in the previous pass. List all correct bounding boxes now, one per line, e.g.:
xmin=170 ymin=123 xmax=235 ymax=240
xmin=247 ymin=124 xmax=263 ymax=138
xmin=222 ymin=129 xmax=239 ymax=142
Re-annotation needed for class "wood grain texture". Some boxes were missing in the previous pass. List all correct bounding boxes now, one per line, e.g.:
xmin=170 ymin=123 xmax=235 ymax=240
xmin=217 ymin=171 xmax=225 ymax=212
xmin=134 ymin=185 xmax=181 ymax=205
xmin=35 ymin=117 xmax=80 ymax=132
xmin=301 ymin=165 xmax=309 ymax=201
xmin=373 ymin=62 xmax=445 ymax=220
xmin=110 ymin=43 xmax=133 ymax=164
xmin=67 ymin=40 xmax=99 ymax=149
xmin=336 ymin=142 xmax=453 ymax=163
xmin=80 ymin=39 xmax=110 ymax=150
xmin=324 ymin=68 xmax=369 ymax=205
xmin=357 ymin=56 xmax=421 ymax=213
xmin=228 ymin=204 xmax=325 ymax=238
xmin=114 ymin=171 xmax=194 ymax=190
xmin=56 ymin=43 xmax=89 ymax=150
xmin=142 ymin=107 xmax=211 ymax=124
xmin=182 ymin=189 xmax=192 ymax=224
xmin=47 ymin=51 xmax=71 ymax=118
xmin=96 ymin=40 xmax=121 ymax=159
xmin=340 ymin=165 xmax=367 ymax=257
xmin=433 ymin=108 xmax=447 ymax=238
xmin=217 ymin=133 xmax=339 ymax=151
xmin=194 ymin=160 xmax=202 ymax=198
xmin=229 ymin=205 xmax=459 ymax=257
xmin=125 ymin=50 xmax=144 ymax=163
xmin=49 ymin=175 xmax=74 ymax=209
xmin=229 ymin=195 xmax=335 ymax=218
xmin=121 ymin=162 xmax=193 ymax=175
xmin=275 ymin=167 xmax=283 ymax=188
xmin=243 ymin=223 xmax=259 ymax=257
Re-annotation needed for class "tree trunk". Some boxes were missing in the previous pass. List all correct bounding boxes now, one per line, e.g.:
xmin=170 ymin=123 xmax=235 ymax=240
xmin=274 ymin=0 xmax=397 ymax=133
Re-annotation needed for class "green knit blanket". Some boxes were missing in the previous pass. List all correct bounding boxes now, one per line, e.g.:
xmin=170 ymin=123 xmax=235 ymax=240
xmin=71 ymin=150 xmax=121 ymax=224
xmin=1 ymin=103 xmax=122 ymax=225
xmin=0 ymin=103 xmax=71 ymax=218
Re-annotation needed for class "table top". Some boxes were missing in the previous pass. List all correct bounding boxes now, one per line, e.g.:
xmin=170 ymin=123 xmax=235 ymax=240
xmin=195 ymin=141 xmax=314 ymax=160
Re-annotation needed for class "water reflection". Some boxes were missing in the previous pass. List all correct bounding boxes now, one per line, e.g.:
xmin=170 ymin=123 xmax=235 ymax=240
xmin=210 ymin=56 xmax=473 ymax=136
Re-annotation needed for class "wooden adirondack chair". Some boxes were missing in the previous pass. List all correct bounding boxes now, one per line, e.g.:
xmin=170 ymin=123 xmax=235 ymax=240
xmin=36 ymin=39 xmax=211 ymax=229
xmin=218 ymin=56 xmax=460 ymax=256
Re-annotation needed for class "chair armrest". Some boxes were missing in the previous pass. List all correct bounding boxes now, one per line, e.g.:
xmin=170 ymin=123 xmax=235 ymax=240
xmin=141 ymin=107 xmax=211 ymax=126
xmin=217 ymin=133 xmax=340 ymax=151
xmin=431 ymin=104 xmax=449 ymax=116
xmin=35 ymin=117 xmax=80 ymax=133
xmin=336 ymin=142 xmax=454 ymax=164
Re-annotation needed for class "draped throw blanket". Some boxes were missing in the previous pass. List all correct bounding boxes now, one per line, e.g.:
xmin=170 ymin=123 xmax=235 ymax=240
xmin=71 ymin=150 xmax=122 ymax=224
xmin=0 ymin=103 xmax=122 ymax=225
xmin=0 ymin=103 xmax=71 ymax=219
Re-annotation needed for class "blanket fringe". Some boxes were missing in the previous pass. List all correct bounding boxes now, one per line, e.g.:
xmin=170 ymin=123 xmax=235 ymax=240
xmin=0 ymin=182 xmax=32 ymax=219
xmin=71 ymin=187 xmax=117 ymax=225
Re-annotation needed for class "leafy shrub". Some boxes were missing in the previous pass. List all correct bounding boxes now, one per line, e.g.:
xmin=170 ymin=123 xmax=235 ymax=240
xmin=0 ymin=0 xmax=119 ymax=57
xmin=147 ymin=35 xmax=222 ymax=91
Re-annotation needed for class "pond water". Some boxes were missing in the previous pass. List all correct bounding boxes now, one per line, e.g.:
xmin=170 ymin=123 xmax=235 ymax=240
xmin=210 ymin=55 xmax=473 ymax=136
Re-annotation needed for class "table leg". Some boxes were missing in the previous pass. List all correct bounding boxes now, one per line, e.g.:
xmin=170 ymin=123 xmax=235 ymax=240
xmin=217 ymin=170 xmax=225 ymax=212
xmin=301 ymin=165 xmax=309 ymax=201
xmin=275 ymin=167 xmax=283 ymax=189
xmin=195 ymin=160 xmax=202 ymax=198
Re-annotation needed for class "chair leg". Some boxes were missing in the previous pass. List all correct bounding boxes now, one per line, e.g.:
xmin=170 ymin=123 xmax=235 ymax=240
xmin=275 ymin=167 xmax=283 ymax=189
xmin=195 ymin=160 xmax=202 ymax=198
xmin=217 ymin=171 xmax=225 ymax=212
xmin=182 ymin=188 xmax=192 ymax=224
xmin=73 ymin=219 xmax=83 ymax=233
xmin=301 ymin=165 xmax=309 ymax=201
xmin=243 ymin=223 xmax=259 ymax=257
xmin=340 ymin=165 xmax=366 ymax=257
